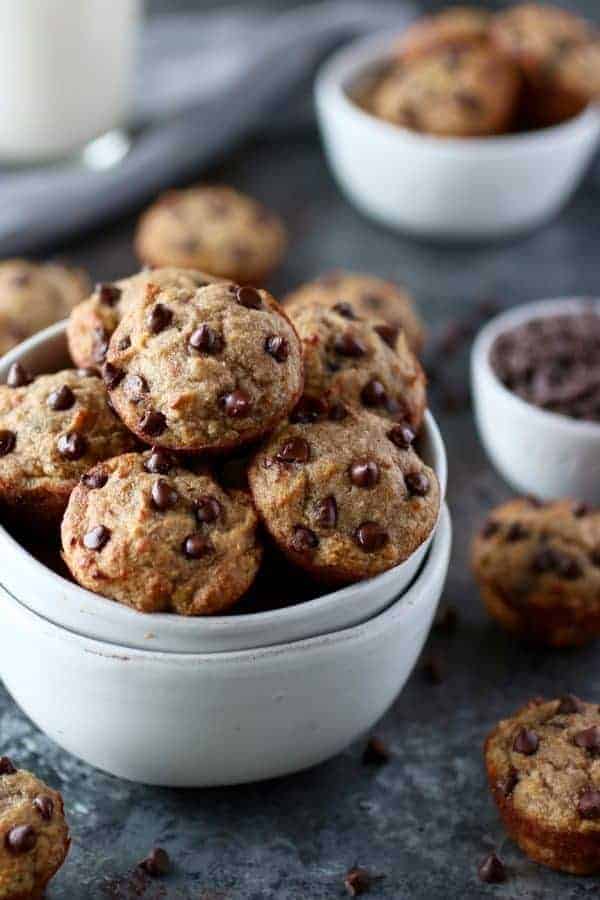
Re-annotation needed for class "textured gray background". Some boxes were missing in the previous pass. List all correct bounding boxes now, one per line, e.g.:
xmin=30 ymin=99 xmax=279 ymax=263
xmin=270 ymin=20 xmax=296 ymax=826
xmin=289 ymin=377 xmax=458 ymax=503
xmin=3 ymin=1 xmax=600 ymax=898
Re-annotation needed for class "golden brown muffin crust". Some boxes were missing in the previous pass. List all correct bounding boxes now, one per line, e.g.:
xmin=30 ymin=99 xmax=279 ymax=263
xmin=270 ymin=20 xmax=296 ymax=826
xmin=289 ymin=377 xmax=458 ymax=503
xmin=395 ymin=6 xmax=492 ymax=63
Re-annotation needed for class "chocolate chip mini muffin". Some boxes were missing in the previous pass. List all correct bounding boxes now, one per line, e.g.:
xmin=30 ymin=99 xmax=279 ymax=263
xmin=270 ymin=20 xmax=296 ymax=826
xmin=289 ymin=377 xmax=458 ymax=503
xmin=371 ymin=45 xmax=521 ymax=137
xmin=105 ymin=280 xmax=303 ymax=454
xmin=134 ymin=185 xmax=287 ymax=284
xmin=538 ymin=40 xmax=600 ymax=125
xmin=0 ymin=259 xmax=90 ymax=357
xmin=61 ymin=450 xmax=262 ymax=615
xmin=472 ymin=497 xmax=600 ymax=647
xmin=394 ymin=7 xmax=492 ymax=63
xmin=67 ymin=267 xmax=219 ymax=370
xmin=248 ymin=406 xmax=440 ymax=585
xmin=0 ymin=368 xmax=137 ymax=526
xmin=288 ymin=303 xmax=426 ymax=433
xmin=485 ymin=696 xmax=600 ymax=874
xmin=0 ymin=757 xmax=70 ymax=899
xmin=283 ymin=270 xmax=424 ymax=355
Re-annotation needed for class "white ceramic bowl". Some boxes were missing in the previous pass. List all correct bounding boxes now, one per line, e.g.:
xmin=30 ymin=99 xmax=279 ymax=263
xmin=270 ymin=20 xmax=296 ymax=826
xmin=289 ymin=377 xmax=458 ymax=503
xmin=0 ymin=322 xmax=447 ymax=653
xmin=0 ymin=505 xmax=451 ymax=786
xmin=472 ymin=297 xmax=600 ymax=502
xmin=315 ymin=32 xmax=600 ymax=241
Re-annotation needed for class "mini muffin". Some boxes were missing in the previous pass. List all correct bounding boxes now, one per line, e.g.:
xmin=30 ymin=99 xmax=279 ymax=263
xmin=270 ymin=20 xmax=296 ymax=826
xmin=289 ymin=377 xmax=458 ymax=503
xmin=371 ymin=45 xmax=521 ymax=137
xmin=248 ymin=405 xmax=439 ymax=585
xmin=134 ymin=185 xmax=287 ymax=284
xmin=104 ymin=280 xmax=303 ymax=454
xmin=67 ymin=267 xmax=220 ymax=370
xmin=283 ymin=270 xmax=424 ymax=355
xmin=0 ymin=757 xmax=70 ymax=899
xmin=538 ymin=41 xmax=600 ymax=125
xmin=288 ymin=303 xmax=426 ymax=433
xmin=62 ymin=450 xmax=262 ymax=615
xmin=485 ymin=696 xmax=600 ymax=874
xmin=0 ymin=259 xmax=90 ymax=357
xmin=0 ymin=367 xmax=137 ymax=526
xmin=394 ymin=7 xmax=492 ymax=63
xmin=472 ymin=497 xmax=600 ymax=647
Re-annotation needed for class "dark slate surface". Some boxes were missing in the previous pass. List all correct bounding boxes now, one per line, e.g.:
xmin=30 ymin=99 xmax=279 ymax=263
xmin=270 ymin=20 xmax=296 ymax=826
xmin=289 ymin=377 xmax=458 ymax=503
xmin=3 ymin=2 xmax=600 ymax=898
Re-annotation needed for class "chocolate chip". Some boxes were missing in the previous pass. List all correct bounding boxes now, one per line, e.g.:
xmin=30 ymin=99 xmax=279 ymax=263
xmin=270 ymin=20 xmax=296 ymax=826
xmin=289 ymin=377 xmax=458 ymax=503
xmin=335 ymin=332 xmax=367 ymax=357
xmin=193 ymin=496 xmax=221 ymax=526
xmin=573 ymin=501 xmax=589 ymax=518
xmin=0 ymin=430 xmax=16 ymax=456
xmin=57 ymin=431 xmax=87 ymax=460
xmin=124 ymin=374 xmax=148 ymax=402
xmin=189 ymin=324 xmax=223 ymax=354
xmin=362 ymin=736 xmax=390 ymax=766
xmin=236 ymin=286 xmax=262 ymax=309
xmin=374 ymin=324 xmax=399 ymax=348
xmin=481 ymin=519 xmax=499 ymax=539
xmin=328 ymin=402 xmax=348 ymax=421
xmin=139 ymin=847 xmax=171 ymax=877
xmin=118 ymin=336 xmax=131 ymax=351
xmin=333 ymin=302 xmax=357 ymax=319
xmin=354 ymin=522 xmax=388 ymax=552
xmin=140 ymin=411 xmax=167 ymax=437
xmin=513 ymin=728 xmax=539 ymax=755
xmin=454 ymin=90 xmax=483 ymax=113
xmin=0 ymin=757 xmax=16 ymax=775
xmin=388 ymin=424 xmax=415 ymax=449
xmin=506 ymin=522 xmax=528 ymax=542
xmin=92 ymin=327 xmax=109 ymax=363
xmin=183 ymin=533 xmax=213 ymax=559
xmin=277 ymin=437 xmax=310 ymax=464
xmin=315 ymin=495 xmax=337 ymax=529
xmin=578 ymin=788 xmax=600 ymax=819
xmin=81 ymin=470 xmax=108 ymax=490
xmin=5 ymin=825 xmax=36 ymax=855
xmin=344 ymin=866 xmax=371 ymax=896
xmin=422 ymin=655 xmax=444 ymax=684
xmin=47 ymin=384 xmax=75 ymax=411
xmin=291 ymin=526 xmax=318 ymax=554
xmin=220 ymin=390 xmax=251 ymax=418
xmin=591 ymin=549 xmax=600 ymax=567
xmin=147 ymin=303 xmax=173 ymax=335
xmin=33 ymin=795 xmax=54 ymax=821
xmin=102 ymin=362 xmax=125 ymax=391
xmin=96 ymin=283 xmax=121 ymax=306
xmin=555 ymin=553 xmax=582 ymax=580
xmin=151 ymin=479 xmax=178 ymax=511
xmin=265 ymin=335 xmax=289 ymax=362
xmin=405 ymin=472 xmax=430 ymax=497
xmin=478 ymin=852 xmax=506 ymax=884
xmin=350 ymin=460 xmax=380 ymax=488
xmin=83 ymin=525 xmax=111 ymax=551
xmin=144 ymin=448 xmax=174 ymax=474
xmin=497 ymin=767 xmax=519 ymax=798
xmin=7 ymin=362 xmax=32 ymax=388
xmin=557 ymin=694 xmax=585 ymax=715
xmin=361 ymin=378 xmax=387 ymax=407
xmin=291 ymin=395 xmax=327 ymax=424
xmin=574 ymin=725 xmax=600 ymax=754
xmin=531 ymin=546 xmax=559 ymax=573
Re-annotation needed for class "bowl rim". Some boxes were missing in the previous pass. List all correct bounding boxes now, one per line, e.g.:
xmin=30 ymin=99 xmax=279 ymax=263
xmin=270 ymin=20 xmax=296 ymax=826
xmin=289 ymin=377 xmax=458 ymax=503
xmin=0 ymin=504 xmax=452 ymax=663
xmin=315 ymin=29 xmax=600 ymax=153
xmin=0 ymin=320 xmax=448 ymax=644
xmin=471 ymin=296 xmax=600 ymax=437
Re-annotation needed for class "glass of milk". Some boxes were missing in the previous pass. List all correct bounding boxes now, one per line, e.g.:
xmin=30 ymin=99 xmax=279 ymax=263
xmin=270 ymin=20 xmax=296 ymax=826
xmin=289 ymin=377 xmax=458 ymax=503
xmin=0 ymin=0 xmax=141 ymax=167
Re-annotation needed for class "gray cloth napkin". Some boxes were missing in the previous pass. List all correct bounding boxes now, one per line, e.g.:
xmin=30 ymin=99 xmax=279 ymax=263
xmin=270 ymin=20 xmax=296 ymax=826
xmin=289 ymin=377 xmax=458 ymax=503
xmin=0 ymin=1 xmax=413 ymax=256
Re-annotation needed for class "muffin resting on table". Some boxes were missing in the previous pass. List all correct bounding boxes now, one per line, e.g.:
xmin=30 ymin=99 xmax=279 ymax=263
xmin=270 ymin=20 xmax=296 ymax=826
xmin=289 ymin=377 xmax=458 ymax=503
xmin=0 ymin=757 xmax=70 ymax=900
xmin=472 ymin=497 xmax=600 ymax=647
xmin=283 ymin=270 xmax=424 ymax=355
xmin=61 ymin=451 xmax=262 ymax=615
xmin=0 ymin=368 xmax=137 ymax=527
xmin=248 ymin=405 xmax=439 ymax=585
xmin=67 ymin=267 xmax=220 ymax=370
xmin=288 ymin=303 xmax=426 ymax=433
xmin=485 ymin=696 xmax=600 ymax=874
xmin=394 ymin=6 xmax=491 ymax=63
xmin=134 ymin=185 xmax=287 ymax=284
xmin=0 ymin=259 xmax=89 ymax=357
xmin=104 ymin=280 xmax=303 ymax=454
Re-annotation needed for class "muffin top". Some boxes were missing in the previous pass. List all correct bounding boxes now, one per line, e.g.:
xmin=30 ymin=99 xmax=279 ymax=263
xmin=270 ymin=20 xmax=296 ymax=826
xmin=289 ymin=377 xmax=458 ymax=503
xmin=491 ymin=4 xmax=591 ymax=76
xmin=395 ymin=6 xmax=492 ymax=62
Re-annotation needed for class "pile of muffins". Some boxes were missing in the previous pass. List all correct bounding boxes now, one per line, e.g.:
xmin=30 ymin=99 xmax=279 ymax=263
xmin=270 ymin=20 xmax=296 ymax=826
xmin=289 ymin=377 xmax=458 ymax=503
xmin=361 ymin=3 xmax=600 ymax=137
xmin=0 ymin=185 xmax=440 ymax=617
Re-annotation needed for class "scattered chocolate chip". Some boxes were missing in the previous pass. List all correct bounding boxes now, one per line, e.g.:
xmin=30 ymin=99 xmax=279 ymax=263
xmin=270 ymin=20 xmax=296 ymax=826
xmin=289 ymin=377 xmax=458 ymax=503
xmin=123 ymin=374 xmax=148 ymax=402
xmin=344 ymin=866 xmax=371 ymax=896
xmin=578 ymin=788 xmax=600 ymax=819
xmin=118 ymin=336 xmax=131 ymax=351
xmin=0 ymin=757 xmax=16 ymax=775
xmin=96 ymin=283 xmax=121 ymax=306
xmin=139 ymin=411 xmax=167 ymax=437
xmin=220 ymin=390 xmax=251 ymax=418
xmin=328 ymin=401 xmax=348 ymax=421
xmin=513 ymin=728 xmax=539 ymax=755
xmin=5 ymin=825 xmax=37 ymax=855
xmin=7 ymin=362 xmax=32 ymax=388
xmin=189 ymin=324 xmax=223 ymax=354
xmin=0 ymin=430 xmax=16 ymax=456
xmin=591 ymin=549 xmax=600 ymax=568
xmin=333 ymin=302 xmax=357 ymax=319
xmin=195 ymin=496 xmax=221 ymax=524
xmin=362 ymin=736 xmax=390 ymax=766
xmin=83 ymin=525 xmax=111 ymax=551
xmin=92 ymin=327 xmax=109 ymax=363
xmin=291 ymin=395 xmax=327 ymax=424
xmin=147 ymin=304 xmax=173 ymax=335
xmin=139 ymin=847 xmax=171 ymax=877
xmin=573 ymin=502 xmax=589 ymax=518
xmin=183 ymin=533 xmax=213 ymax=559
xmin=335 ymin=331 xmax=367 ymax=357
xmin=33 ymin=795 xmax=54 ymax=821
xmin=81 ymin=470 xmax=108 ymax=490
xmin=47 ymin=384 xmax=75 ymax=411
xmin=555 ymin=553 xmax=582 ymax=580
xmin=405 ymin=472 xmax=430 ymax=497
xmin=291 ymin=526 xmax=319 ymax=554
xmin=433 ymin=604 xmax=459 ymax=634
xmin=478 ymin=852 xmax=506 ymax=884
xmin=422 ymin=655 xmax=444 ymax=684
xmin=387 ymin=424 xmax=415 ymax=450
xmin=574 ymin=725 xmax=600 ymax=754
xmin=354 ymin=522 xmax=388 ymax=552
xmin=506 ymin=522 xmax=528 ymax=542
xmin=265 ymin=334 xmax=289 ymax=362
xmin=144 ymin=448 xmax=174 ymax=474
xmin=481 ymin=519 xmax=500 ymax=539
xmin=497 ymin=767 xmax=519 ymax=798
xmin=557 ymin=694 xmax=585 ymax=715
xmin=57 ymin=431 xmax=87 ymax=460
xmin=151 ymin=479 xmax=178 ymax=511
xmin=454 ymin=90 xmax=483 ymax=113
xmin=315 ymin=495 xmax=337 ymax=529
xmin=102 ymin=362 xmax=125 ymax=391
xmin=236 ymin=286 xmax=262 ymax=309
xmin=350 ymin=460 xmax=380 ymax=488
xmin=277 ymin=437 xmax=310 ymax=464
xmin=361 ymin=378 xmax=387 ymax=407
xmin=374 ymin=324 xmax=399 ymax=348
xmin=531 ymin=546 xmax=559 ymax=573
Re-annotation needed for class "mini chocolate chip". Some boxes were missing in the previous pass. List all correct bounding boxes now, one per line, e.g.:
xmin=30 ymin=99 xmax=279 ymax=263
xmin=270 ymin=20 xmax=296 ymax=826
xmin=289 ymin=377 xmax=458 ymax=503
xmin=151 ymin=479 xmax=178 ymax=511
xmin=195 ymin=496 xmax=221 ymax=524
xmin=578 ymin=789 xmax=600 ymax=819
xmin=481 ymin=519 xmax=500 ymax=538
xmin=277 ymin=437 xmax=310 ymax=464
xmin=478 ymin=852 xmax=506 ymax=884
xmin=118 ymin=336 xmax=131 ymax=351
xmin=333 ymin=302 xmax=357 ymax=319
xmin=497 ymin=767 xmax=519 ymax=798
xmin=591 ymin=549 xmax=600 ymax=567
xmin=102 ymin=362 xmax=125 ymax=391
xmin=291 ymin=395 xmax=327 ymax=424
xmin=506 ymin=522 xmax=528 ymax=542
xmin=57 ymin=431 xmax=87 ymax=460
xmin=265 ymin=335 xmax=289 ymax=362
xmin=387 ymin=424 xmax=415 ymax=449
xmin=344 ymin=866 xmax=371 ymax=896
xmin=335 ymin=331 xmax=367 ymax=357
xmin=350 ymin=460 xmax=379 ymax=488
xmin=454 ymin=90 xmax=483 ymax=113
xmin=0 ymin=430 xmax=16 ymax=456
xmin=147 ymin=304 xmax=173 ymax=335
xmin=33 ymin=795 xmax=54 ymax=821
xmin=374 ymin=324 xmax=399 ymax=348
xmin=47 ymin=384 xmax=75 ymax=411
xmin=513 ymin=727 xmax=539 ymax=755
xmin=362 ymin=736 xmax=390 ymax=765
xmin=315 ymin=495 xmax=337 ymax=528
xmin=291 ymin=525 xmax=319 ymax=554
xmin=92 ymin=327 xmax=109 ymax=363
xmin=83 ymin=525 xmax=111 ymax=551
xmin=354 ymin=522 xmax=388 ymax=552
xmin=81 ymin=470 xmax=108 ymax=490
xmin=220 ymin=390 xmax=251 ymax=418
xmin=236 ymin=286 xmax=262 ymax=309
xmin=557 ymin=694 xmax=585 ymax=715
xmin=361 ymin=378 xmax=387 ymax=407
xmin=422 ymin=655 xmax=444 ymax=684
xmin=189 ymin=324 xmax=223 ymax=354
xmin=573 ymin=501 xmax=589 ymax=518
xmin=5 ymin=825 xmax=37 ymax=855
xmin=555 ymin=553 xmax=582 ymax=580
xmin=0 ymin=757 xmax=16 ymax=775
xmin=183 ymin=533 xmax=213 ymax=559
xmin=328 ymin=402 xmax=348 ymax=421
xmin=7 ymin=362 xmax=32 ymax=388
xmin=531 ymin=547 xmax=559 ymax=573
xmin=96 ymin=283 xmax=121 ymax=306
xmin=139 ymin=847 xmax=171 ymax=877
xmin=140 ymin=411 xmax=167 ymax=437
xmin=124 ymin=374 xmax=148 ymax=402
xmin=405 ymin=472 xmax=430 ymax=497
xmin=574 ymin=725 xmax=600 ymax=754
xmin=144 ymin=448 xmax=174 ymax=474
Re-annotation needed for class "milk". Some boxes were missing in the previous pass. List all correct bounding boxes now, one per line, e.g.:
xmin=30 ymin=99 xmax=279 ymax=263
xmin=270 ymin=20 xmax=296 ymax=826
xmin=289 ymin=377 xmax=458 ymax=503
xmin=0 ymin=0 xmax=140 ymax=164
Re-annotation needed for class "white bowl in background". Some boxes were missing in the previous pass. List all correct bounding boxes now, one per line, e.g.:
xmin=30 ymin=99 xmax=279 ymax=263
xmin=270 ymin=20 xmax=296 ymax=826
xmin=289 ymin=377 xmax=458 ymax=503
xmin=0 ymin=505 xmax=451 ymax=786
xmin=0 ymin=322 xmax=447 ymax=653
xmin=315 ymin=32 xmax=600 ymax=241
xmin=471 ymin=297 xmax=600 ymax=502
